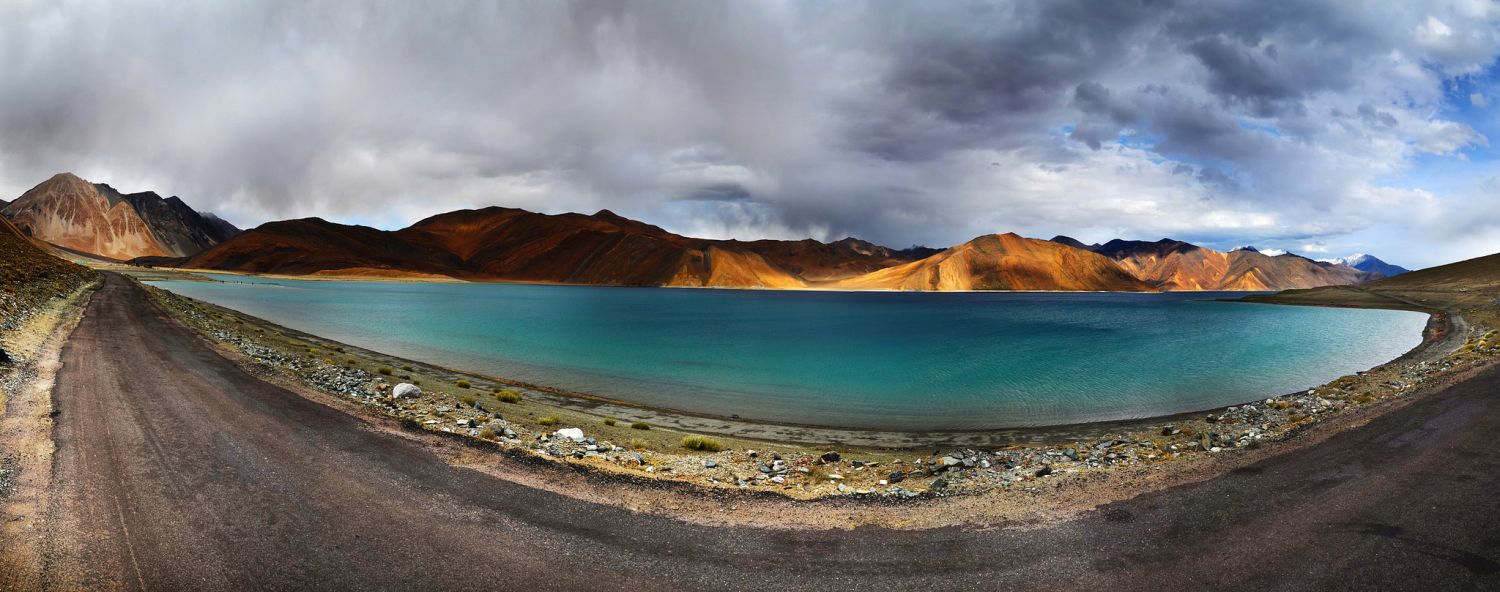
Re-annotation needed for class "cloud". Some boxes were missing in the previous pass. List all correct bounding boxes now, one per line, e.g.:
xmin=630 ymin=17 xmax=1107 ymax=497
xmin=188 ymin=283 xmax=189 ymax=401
xmin=0 ymin=0 xmax=1497 ymax=267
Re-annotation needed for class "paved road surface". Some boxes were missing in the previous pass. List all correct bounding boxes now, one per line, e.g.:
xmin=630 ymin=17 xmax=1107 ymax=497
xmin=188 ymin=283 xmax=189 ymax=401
xmin=35 ymin=273 xmax=1500 ymax=590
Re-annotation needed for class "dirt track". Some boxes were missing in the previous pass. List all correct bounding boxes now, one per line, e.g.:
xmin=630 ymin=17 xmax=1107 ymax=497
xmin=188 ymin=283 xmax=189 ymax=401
xmin=27 ymin=273 xmax=1500 ymax=590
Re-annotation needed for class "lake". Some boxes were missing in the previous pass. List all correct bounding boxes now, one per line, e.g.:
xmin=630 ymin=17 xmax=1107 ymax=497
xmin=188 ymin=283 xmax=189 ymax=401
xmin=145 ymin=274 xmax=1428 ymax=430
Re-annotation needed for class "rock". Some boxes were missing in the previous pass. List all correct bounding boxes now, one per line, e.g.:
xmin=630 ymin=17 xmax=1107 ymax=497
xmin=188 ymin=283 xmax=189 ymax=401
xmin=704 ymin=460 xmax=718 ymax=468
xmin=938 ymin=456 xmax=962 ymax=468
xmin=930 ymin=478 xmax=948 ymax=490
xmin=392 ymin=383 xmax=422 ymax=398
xmin=1035 ymin=466 xmax=1053 ymax=477
xmin=1064 ymin=448 xmax=1079 ymax=461
xmin=887 ymin=471 xmax=905 ymax=483
xmin=771 ymin=476 xmax=785 ymax=484
xmin=820 ymin=451 xmax=841 ymax=463
xmin=455 ymin=419 xmax=472 ymax=428
xmin=554 ymin=428 xmax=585 ymax=441
xmin=502 ymin=428 xmax=517 ymax=439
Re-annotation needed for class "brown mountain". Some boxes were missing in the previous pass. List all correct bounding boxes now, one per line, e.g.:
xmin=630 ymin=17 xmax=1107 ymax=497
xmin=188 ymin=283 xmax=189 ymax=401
xmin=182 ymin=207 xmax=927 ymax=288
xmin=833 ymin=233 xmax=1153 ymax=291
xmin=1094 ymin=239 xmax=1370 ymax=291
xmin=1 ymin=173 xmax=239 ymax=261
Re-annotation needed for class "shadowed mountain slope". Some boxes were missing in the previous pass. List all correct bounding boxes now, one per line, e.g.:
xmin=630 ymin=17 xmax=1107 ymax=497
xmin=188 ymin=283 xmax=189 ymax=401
xmin=1360 ymin=252 xmax=1500 ymax=292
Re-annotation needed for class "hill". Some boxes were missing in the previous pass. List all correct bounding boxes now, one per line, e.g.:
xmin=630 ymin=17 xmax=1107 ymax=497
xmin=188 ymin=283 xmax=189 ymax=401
xmin=1360 ymin=252 xmax=1500 ymax=292
xmin=0 ymin=214 xmax=96 ymax=335
xmin=833 ymin=233 xmax=1152 ymax=291
xmin=1 ymin=173 xmax=239 ymax=260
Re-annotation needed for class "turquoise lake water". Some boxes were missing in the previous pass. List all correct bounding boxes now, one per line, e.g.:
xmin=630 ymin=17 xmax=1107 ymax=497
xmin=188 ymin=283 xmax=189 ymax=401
xmin=146 ymin=275 xmax=1428 ymax=430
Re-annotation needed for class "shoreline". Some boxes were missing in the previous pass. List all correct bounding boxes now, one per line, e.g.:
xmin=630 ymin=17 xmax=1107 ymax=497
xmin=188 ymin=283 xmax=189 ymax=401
xmin=127 ymin=266 xmax=1441 ymax=442
xmin=124 ymin=268 xmax=1500 ymax=512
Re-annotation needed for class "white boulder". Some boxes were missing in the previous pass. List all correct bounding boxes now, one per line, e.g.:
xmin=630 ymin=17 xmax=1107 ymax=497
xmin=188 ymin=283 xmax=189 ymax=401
xmin=392 ymin=383 xmax=422 ymax=398
xmin=554 ymin=428 xmax=585 ymax=441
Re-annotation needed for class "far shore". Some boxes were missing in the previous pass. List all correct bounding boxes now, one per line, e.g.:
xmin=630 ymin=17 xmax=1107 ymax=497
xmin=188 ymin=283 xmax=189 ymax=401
xmin=121 ymin=264 xmax=1303 ymax=294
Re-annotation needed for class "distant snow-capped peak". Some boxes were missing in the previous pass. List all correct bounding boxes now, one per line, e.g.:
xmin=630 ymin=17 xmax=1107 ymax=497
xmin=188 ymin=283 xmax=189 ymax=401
xmin=1319 ymin=253 xmax=1369 ymax=266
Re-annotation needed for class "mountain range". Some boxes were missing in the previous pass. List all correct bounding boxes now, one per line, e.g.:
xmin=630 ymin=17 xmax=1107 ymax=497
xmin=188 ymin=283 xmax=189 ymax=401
xmin=177 ymin=207 xmax=1388 ymax=292
xmin=1 ymin=172 xmax=1404 ymax=292
xmin=1 ymin=173 xmax=239 ymax=261
xmin=179 ymin=207 xmax=932 ymax=288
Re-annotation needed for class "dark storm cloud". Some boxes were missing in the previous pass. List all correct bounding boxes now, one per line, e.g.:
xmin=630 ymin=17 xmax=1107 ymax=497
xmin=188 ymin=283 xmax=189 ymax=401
xmin=0 ymin=0 xmax=1496 ymax=266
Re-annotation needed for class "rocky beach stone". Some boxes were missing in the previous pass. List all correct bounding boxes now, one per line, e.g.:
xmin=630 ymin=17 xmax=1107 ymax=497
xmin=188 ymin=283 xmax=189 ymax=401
xmin=392 ymin=383 xmax=421 ymax=398
xmin=820 ymin=451 xmax=841 ymax=463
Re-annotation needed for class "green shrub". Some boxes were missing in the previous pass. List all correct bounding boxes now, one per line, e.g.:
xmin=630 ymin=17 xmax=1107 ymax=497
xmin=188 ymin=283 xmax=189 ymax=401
xmin=377 ymin=366 xmax=393 ymax=375
xmin=496 ymin=390 xmax=522 ymax=404
xmin=604 ymin=418 xmax=617 ymax=426
xmin=459 ymin=394 xmax=478 ymax=406
xmin=628 ymin=438 xmax=649 ymax=451
xmin=456 ymin=379 xmax=472 ymax=389
xmin=346 ymin=358 xmax=357 ymax=365
xmin=681 ymin=435 xmax=724 ymax=452
xmin=402 ymin=365 xmax=414 ymax=372
xmin=630 ymin=422 xmax=651 ymax=431
xmin=537 ymin=416 xmax=559 ymax=426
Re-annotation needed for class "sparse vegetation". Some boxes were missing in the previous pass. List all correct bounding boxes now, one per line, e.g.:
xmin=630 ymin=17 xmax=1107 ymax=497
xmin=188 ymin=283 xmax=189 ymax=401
xmin=345 ymin=358 xmax=357 ymax=365
xmin=495 ymin=390 xmax=522 ymax=404
xmin=478 ymin=428 xmax=496 ymax=439
xmin=537 ymin=416 xmax=559 ymax=426
xmin=377 ymin=366 xmax=393 ymax=375
xmin=604 ymin=418 xmax=617 ymax=426
xmin=630 ymin=421 xmax=651 ymax=430
xmin=459 ymin=393 xmax=478 ymax=406
xmin=456 ymin=379 xmax=471 ymax=389
xmin=681 ymin=435 xmax=724 ymax=452
xmin=628 ymin=438 xmax=648 ymax=451
xmin=402 ymin=365 xmax=413 ymax=372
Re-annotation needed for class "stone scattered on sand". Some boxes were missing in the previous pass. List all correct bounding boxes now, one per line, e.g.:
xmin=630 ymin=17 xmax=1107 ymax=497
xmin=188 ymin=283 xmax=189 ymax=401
xmin=392 ymin=383 xmax=421 ymax=398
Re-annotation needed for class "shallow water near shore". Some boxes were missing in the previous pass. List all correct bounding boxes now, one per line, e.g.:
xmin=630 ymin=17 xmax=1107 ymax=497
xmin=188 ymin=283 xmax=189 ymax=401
xmin=145 ymin=275 xmax=1428 ymax=430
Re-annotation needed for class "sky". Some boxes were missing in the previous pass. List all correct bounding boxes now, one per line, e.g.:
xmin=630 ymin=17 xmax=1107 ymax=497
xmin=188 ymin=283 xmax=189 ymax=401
xmin=2 ymin=1 xmax=1499 ymax=269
